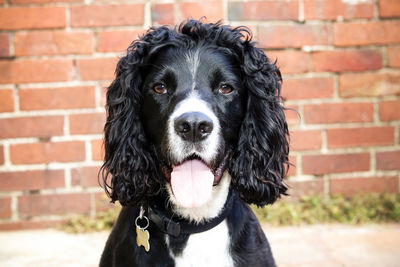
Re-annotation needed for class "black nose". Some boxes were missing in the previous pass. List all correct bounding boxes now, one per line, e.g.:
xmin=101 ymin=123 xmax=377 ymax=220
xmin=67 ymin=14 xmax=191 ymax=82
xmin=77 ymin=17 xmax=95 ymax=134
xmin=174 ymin=112 xmax=214 ymax=142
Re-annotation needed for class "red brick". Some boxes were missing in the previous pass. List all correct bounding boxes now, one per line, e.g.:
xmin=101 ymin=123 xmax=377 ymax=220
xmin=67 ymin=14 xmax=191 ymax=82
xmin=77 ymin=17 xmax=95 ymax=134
xmin=0 ymin=198 xmax=11 ymax=219
xmin=304 ymin=0 xmax=374 ymax=20
xmin=290 ymin=130 xmax=322 ymax=151
xmin=71 ymin=4 xmax=144 ymax=27
xmin=0 ymin=59 xmax=74 ymax=84
xmin=0 ymin=116 xmax=63 ymax=138
xmin=387 ymin=46 xmax=400 ymax=68
xmin=339 ymin=72 xmax=400 ymax=98
xmin=283 ymin=77 xmax=334 ymax=100
xmin=178 ymin=1 xmax=223 ymax=22
xmin=228 ymin=0 xmax=298 ymax=21
xmin=18 ymin=193 xmax=90 ymax=217
xmin=14 ymin=31 xmax=93 ymax=56
xmin=0 ymin=33 xmax=9 ymax=57
xmin=377 ymin=150 xmax=400 ymax=170
xmin=285 ymin=105 xmax=300 ymax=125
xmin=330 ymin=176 xmax=398 ymax=196
xmin=10 ymin=0 xmax=82 ymax=3
xmin=267 ymin=50 xmax=311 ymax=74
xmin=287 ymin=155 xmax=297 ymax=176
xmin=304 ymin=103 xmax=373 ymax=124
xmin=91 ymin=139 xmax=104 ymax=161
xmin=152 ymin=4 xmax=174 ymax=25
xmin=312 ymin=50 xmax=382 ymax=72
xmin=0 ymin=170 xmax=64 ymax=191
xmin=380 ymin=100 xmax=400 ymax=121
xmin=379 ymin=0 xmax=400 ymax=18
xmin=327 ymin=126 xmax=394 ymax=148
xmin=19 ymin=86 xmax=95 ymax=111
xmin=0 ymin=7 xmax=65 ymax=30
xmin=334 ymin=21 xmax=400 ymax=46
xmin=303 ymin=153 xmax=370 ymax=175
xmin=10 ymin=141 xmax=85 ymax=164
xmin=69 ymin=112 xmax=105 ymax=135
xmin=97 ymin=30 xmax=143 ymax=53
xmin=287 ymin=179 xmax=324 ymax=198
xmin=0 ymin=220 xmax=64 ymax=231
xmin=71 ymin=166 xmax=101 ymax=187
xmin=258 ymin=25 xmax=330 ymax=49
xmin=0 ymin=146 xmax=4 ymax=165
xmin=77 ymin=58 xmax=118 ymax=81
xmin=0 ymin=89 xmax=14 ymax=112
xmin=100 ymin=81 xmax=109 ymax=107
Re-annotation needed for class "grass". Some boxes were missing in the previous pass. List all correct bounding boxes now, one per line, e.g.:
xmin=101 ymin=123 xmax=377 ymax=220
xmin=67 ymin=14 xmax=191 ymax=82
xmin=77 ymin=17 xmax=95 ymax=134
xmin=59 ymin=193 xmax=400 ymax=233
xmin=254 ymin=193 xmax=400 ymax=225
xmin=60 ymin=206 xmax=121 ymax=233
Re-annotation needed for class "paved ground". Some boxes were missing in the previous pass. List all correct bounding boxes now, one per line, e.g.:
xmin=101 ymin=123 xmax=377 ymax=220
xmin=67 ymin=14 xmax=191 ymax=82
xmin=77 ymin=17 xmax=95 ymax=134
xmin=0 ymin=224 xmax=399 ymax=267
xmin=265 ymin=224 xmax=400 ymax=267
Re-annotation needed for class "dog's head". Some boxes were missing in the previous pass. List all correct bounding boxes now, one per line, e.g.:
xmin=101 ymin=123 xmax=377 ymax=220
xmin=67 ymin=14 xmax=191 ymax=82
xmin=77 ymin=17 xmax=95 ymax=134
xmin=101 ymin=20 xmax=289 ymax=211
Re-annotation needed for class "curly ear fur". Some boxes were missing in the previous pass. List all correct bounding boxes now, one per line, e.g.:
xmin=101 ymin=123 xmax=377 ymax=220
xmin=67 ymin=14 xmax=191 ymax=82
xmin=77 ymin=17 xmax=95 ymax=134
xmin=229 ymin=42 xmax=289 ymax=206
xmin=100 ymin=27 xmax=177 ymax=206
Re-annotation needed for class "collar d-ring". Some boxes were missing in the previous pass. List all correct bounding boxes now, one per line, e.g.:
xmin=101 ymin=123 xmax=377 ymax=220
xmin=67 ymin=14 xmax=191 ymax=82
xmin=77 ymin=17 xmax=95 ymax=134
xmin=135 ymin=206 xmax=149 ymax=230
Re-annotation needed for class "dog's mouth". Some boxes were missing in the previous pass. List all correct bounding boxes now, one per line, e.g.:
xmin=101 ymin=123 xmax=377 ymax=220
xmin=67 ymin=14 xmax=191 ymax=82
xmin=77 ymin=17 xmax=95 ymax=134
xmin=161 ymin=154 xmax=228 ymax=208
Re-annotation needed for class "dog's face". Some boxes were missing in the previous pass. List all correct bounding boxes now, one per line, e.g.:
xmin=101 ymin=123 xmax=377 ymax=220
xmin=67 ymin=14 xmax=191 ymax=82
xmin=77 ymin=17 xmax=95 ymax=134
xmin=101 ymin=20 xmax=289 ymax=211
xmin=140 ymin=47 xmax=245 ymax=208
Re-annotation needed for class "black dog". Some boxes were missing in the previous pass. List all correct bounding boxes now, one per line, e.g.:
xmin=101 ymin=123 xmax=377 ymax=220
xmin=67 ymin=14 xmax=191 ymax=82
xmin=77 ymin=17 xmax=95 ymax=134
xmin=100 ymin=20 xmax=289 ymax=267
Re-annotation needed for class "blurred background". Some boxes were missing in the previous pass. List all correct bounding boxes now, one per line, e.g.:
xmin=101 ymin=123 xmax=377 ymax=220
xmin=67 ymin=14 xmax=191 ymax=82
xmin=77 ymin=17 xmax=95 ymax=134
xmin=0 ymin=0 xmax=399 ymax=265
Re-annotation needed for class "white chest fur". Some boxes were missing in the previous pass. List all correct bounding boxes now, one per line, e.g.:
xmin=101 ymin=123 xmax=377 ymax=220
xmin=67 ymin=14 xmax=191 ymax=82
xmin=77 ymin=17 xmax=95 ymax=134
xmin=173 ymin=220 xmax=234 ymax=267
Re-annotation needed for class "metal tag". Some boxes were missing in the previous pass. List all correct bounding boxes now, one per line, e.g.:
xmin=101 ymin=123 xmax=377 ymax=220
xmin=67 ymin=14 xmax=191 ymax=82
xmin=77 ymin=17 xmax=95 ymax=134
xmin=135 ymin=207 xmax=150 ymax=252
xmin=136 ymin=226 xmax=150 ymax=252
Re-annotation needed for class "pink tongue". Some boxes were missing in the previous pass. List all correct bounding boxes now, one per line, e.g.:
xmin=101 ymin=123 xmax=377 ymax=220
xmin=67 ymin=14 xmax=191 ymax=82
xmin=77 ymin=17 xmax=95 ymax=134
xmin=171 ymin=159 xmax=214 ymax=208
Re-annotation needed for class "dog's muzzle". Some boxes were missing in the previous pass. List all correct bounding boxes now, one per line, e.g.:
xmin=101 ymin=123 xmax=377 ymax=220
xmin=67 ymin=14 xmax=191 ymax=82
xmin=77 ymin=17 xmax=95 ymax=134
xmin=166 ymin=106 xmax=223 ymax=208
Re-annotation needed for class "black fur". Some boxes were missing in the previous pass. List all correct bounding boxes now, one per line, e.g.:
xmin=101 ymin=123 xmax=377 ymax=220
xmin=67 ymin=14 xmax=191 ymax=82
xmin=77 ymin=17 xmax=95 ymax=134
xmin=100 ymin=20 xmax=289 ymax=267
xmin=229 ymin=43 xmax=289 ymax=206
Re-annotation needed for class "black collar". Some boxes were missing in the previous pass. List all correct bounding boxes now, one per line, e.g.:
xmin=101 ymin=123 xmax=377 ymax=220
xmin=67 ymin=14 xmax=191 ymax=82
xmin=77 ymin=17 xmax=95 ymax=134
xmin=147 ymin=189 xmax=234 ymax=237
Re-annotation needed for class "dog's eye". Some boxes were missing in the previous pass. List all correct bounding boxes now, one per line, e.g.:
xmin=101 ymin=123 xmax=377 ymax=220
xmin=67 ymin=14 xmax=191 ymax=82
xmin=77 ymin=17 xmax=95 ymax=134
xmin=153 ymin=84 xmax=167 ymax=94
xmin=219 ymin=84 xmax=233 ymax=95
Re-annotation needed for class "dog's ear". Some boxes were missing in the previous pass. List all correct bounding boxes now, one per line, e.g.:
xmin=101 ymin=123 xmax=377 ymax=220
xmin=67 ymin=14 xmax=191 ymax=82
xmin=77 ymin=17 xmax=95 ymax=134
xmin=229 ymin=42 xmax=289 ymax=206
xmin=99 ymin=30 xmax=171 ymax=206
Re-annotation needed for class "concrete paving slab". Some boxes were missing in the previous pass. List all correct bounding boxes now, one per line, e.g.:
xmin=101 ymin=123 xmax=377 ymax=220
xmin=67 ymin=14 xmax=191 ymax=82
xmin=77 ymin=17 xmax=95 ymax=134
xmin=0 ymin=224 xmax=399 ymax=266
xmin=265 ymin=224 xmax=400 ymax=267
xmin=0 ymin=230 xmax=108 ymax=267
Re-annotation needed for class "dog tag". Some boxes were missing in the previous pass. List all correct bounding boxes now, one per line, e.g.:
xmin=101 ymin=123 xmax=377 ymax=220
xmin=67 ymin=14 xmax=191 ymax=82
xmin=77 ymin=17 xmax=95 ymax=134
xmin=136 ymin=226 xmax=150 ymax=252
xmin=135 ymin=208 xmax=150 ymax=252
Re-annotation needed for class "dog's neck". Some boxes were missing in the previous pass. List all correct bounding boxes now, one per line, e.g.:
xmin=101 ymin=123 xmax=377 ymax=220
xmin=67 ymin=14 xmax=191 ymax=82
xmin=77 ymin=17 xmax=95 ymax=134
xmin=165 ymin=172 xmax=231 ymax=223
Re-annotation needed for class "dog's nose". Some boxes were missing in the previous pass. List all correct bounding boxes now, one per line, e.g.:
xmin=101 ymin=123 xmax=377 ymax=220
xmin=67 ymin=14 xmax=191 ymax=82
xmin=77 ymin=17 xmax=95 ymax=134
xmin=174 ymin=112 xmax=214 ymax=142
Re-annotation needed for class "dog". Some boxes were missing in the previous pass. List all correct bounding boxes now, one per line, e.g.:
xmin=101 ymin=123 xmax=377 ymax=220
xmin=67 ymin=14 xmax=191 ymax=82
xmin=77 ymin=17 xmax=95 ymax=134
xmin=99 ymin=20 xmax=289 ymax=267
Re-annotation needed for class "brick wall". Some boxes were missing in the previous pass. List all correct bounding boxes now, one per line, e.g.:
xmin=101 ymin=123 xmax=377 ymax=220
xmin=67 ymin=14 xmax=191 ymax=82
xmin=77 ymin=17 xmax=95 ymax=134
xmin=0 ymin=0 xmax=399 ymax=229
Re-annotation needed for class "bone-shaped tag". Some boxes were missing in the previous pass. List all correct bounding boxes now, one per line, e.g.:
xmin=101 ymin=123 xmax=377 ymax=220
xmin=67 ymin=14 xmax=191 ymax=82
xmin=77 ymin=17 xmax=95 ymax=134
xmin=136 ymin=227 xmax=150 ymax=252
